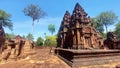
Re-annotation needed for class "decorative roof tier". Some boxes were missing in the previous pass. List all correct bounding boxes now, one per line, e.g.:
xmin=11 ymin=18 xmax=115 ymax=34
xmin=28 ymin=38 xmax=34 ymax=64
xmin=71 ymin=3 xmax=90 ymax=24
xmin=59 ymin=11 xmax=71 ymax=33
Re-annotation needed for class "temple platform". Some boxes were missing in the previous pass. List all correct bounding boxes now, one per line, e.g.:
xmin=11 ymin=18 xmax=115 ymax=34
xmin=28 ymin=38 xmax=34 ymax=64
xmin=55 ymin=48 xmax=120 ymax=68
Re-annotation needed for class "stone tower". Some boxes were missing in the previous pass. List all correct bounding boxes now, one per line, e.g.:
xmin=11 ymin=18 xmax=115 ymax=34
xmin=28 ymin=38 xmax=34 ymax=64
xmin=57 ymin=3 xmax=104 ymax=49
xmin=57 ymin=11 xmax=71 ymax=48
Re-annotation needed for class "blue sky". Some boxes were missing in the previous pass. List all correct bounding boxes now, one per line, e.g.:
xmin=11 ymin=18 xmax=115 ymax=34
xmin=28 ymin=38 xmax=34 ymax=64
xmin=0 ymin=0 xmax=120 ymax=40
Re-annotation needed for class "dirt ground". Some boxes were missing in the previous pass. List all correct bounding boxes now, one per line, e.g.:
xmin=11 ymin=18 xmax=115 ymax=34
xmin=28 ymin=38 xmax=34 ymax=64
xmin=0 ymin=47 xmax=70 ymax=68
xmin=1 ymin=47 xmax=120 ymax=68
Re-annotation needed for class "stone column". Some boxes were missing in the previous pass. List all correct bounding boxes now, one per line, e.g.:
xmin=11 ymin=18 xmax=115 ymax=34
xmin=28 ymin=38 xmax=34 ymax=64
xmin=63 ymin=33 xmax=66 ymax=48
xmin=76 ymin=29 xmax=81 ymax=49
xmin=73 ymin=30 xmax=77 ymax=49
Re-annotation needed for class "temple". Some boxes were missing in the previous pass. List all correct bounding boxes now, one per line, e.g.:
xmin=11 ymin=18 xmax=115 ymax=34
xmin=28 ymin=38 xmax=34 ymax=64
xmin=55 ymin=3 xmax=120 ymax=67
xmin=57 ymin=3 xmax=104 ymax=49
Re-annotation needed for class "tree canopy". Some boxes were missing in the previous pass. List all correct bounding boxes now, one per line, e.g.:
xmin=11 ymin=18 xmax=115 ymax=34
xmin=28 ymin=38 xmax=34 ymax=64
xmin=115 ymin=21 xmax=120 ymax=38
xmin=91 ymin=18 xmax=104 ymax=34
xmin=35 ymin=37 xmax=44 ymax=46
xmin=0 ymin=10 xmax=13 ymax=30
xmin=23 ymin=4 xmax=46 ymax=34
xmin=48 ymin=24 xmax=55 ymax=35
xmin=44 ymin=35 xmax=57 ymax=46
xmin=96 ymin=11 xmax=118 ymax=33
xmin=26 ymin=33 xmax=34 ymax=41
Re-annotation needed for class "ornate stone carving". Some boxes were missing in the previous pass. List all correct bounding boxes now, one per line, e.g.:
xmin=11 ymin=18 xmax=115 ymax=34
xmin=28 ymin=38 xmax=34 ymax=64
xmin=57 ymin=3 xmax=104 ymax=49
xmin=57 ymin=11 xmax=71 ymax=48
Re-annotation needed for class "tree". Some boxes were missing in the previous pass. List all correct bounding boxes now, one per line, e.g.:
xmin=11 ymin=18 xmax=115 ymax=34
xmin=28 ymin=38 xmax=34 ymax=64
xmin=96 ymin=11 xmax=118 ymax=33
xmin=44 ymin=35 xmax=57 ymax=46
xmin=22 ymin=35 xmax=26 ymax=39
xmin=48 ymin=24 xmax=55 ymax=35
xmin=26 ymin=33 xmax=34 ymax=41
xmin=91 ymin=18 xmax=104 ymax=34
xmin=5 ymin=33 xmax=16 ymax=39
xmin=23 ymin=4 xmax=46 ymax=34
xmin=115 ymin=21 xmax=120 ymax=38
xmin=0 ymin=10 xmax=13 ymax=30
xmin=35 ymin=37 xmax=44 ymax=46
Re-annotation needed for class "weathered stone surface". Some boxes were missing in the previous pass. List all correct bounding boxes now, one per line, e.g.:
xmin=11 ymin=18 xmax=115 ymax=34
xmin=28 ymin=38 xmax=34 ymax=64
xmin=57 ymin=3 xmax=104 ymax=49
xmin=55 ymin=3 xmax=120 ymax=68
xmin=0 ymin=25 xmax=5 ymax=53
xmin=21 ymin=39 xmax=34 ymax=56
xmin=104 ymin=32 xmax=120 ymax=49
xmin=116 ymin=64 xmax=120 ymax=68
xmin=1 ymin=35 xmax=34 ymax=60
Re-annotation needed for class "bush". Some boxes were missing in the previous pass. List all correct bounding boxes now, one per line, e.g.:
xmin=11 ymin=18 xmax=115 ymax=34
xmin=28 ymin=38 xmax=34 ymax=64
xmin=35 ymin=37 xmax=44 ymax=46
xmin=44 ymin=35 xmax=57 ymax=46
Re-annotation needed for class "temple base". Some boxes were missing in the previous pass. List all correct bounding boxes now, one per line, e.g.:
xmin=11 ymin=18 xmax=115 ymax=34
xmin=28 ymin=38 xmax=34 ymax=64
xmin=55 ymin=48 xmax=120 ymax=68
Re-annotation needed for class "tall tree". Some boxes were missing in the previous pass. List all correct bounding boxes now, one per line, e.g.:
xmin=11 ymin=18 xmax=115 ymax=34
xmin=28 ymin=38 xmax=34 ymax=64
xmin=0 ymin=10 xmax=13 ymax=30
xmin=91 ymin=18 xmax=104 ymax=34
xmin=96 ymin=11 xmax=118 ymax=33
xmin=26 ymin=33 xmax=34 ymax=41
xmin=115 ymin=21 xmax=120 ymax=38
xmin=48 ymin=24 xmax=55 ymax=35
xmin=23 ymin=4 xmax=46 ymax=34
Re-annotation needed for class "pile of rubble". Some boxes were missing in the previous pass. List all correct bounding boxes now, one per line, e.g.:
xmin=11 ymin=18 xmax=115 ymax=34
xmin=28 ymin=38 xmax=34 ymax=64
xmin=0 ymin=24 xmax=34 ymax=62
xmin=1 ymin=35 xmax=34 ymax=61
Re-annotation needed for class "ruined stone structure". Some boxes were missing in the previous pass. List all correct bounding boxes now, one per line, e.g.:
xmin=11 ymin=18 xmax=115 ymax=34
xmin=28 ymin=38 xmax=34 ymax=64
xmin=104 ymin=32 xmax=120 ymax=49
xmin=57 ymin=3 xmax=104 ymax=49
xmin=0 ymin=25 xmax=5 ymax=54
xmin=1 ymin=35 xmax=34 ymax=60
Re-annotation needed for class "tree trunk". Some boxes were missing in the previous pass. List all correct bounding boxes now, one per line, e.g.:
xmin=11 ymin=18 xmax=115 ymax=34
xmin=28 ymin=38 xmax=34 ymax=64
xmin=105 ymin=24 xmax=108 ymax=33
xmin=32 ymin=20 xmax=34 ymax=34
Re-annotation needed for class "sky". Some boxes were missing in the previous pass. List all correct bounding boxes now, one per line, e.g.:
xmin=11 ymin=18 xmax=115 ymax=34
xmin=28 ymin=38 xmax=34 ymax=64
xmin=0 ymin=0 xmax=120 ymax=40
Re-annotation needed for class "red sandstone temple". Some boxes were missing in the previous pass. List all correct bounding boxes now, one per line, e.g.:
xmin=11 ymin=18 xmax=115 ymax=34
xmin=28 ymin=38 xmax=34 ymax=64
xmin=56 ymin=3 xmax=120 ymax=67
xmin=57 ymin=3 xmax=104 ymax=49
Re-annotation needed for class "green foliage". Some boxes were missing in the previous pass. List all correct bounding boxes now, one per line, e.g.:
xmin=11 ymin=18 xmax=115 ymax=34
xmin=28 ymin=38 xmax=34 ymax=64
xmin=102 ymin=32 xmax=107 ymax=39
xmin=26 ymin=33 xmax=34 ymax=41
xmin=35 ymin=37 xmax=44 ymax=46
xmin=96 ymin=11 xmax=118 ymax=33
xmin=48 ymin=24 xmax=55 ymax=35
xmin=22 ymin=35 xmax=26 ymax=39
xmin=23 ymin=4 xmax=46 ymax=34
xmin=0 ymin=10 xmax=13 ymax=30
xmin=115 ymin=21 xmax=120 ymax=38
xmin=5 ymin=33 xmax=16 ymax=39
xmin=23 ymin=4 xmax=46 ymax=21
xmin=44 ymin=35 xmax=57 ymax=46
xmin=91 ymin=18 xmax=104 ymax=34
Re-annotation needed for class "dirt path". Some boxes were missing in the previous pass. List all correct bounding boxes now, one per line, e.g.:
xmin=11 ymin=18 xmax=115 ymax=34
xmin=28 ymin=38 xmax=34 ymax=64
xmin=0 ymin=47 xmax=70 ymax=68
